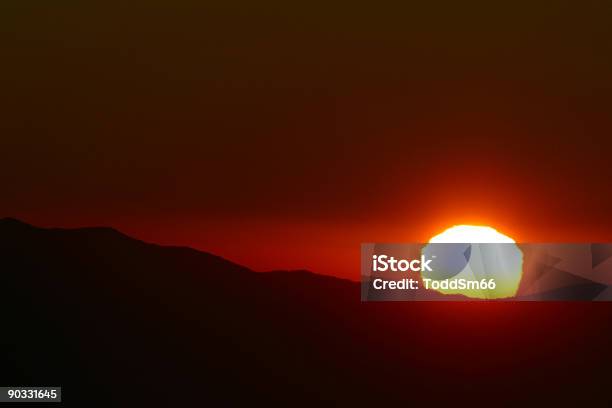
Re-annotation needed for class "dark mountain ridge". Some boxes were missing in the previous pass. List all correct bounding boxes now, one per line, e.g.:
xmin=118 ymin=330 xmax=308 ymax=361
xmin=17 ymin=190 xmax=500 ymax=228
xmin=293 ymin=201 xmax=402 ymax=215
xmin=0 ymin=218 xmax=611 ymax=406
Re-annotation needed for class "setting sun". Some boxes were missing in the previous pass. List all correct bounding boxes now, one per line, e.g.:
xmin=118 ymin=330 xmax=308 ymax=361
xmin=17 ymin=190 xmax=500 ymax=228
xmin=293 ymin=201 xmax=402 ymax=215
xmin=423 ymin=225 xmax=523 ymax=299
xmin=429 ymin=225 xmax=516 ymax=243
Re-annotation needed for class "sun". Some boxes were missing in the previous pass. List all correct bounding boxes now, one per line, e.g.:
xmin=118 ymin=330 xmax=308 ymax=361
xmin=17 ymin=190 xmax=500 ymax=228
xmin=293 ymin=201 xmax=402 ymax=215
xmin=429 ymin=225 xmax=516 ymax=243
xmin=422 ymin=225 xmax=523 ymax=299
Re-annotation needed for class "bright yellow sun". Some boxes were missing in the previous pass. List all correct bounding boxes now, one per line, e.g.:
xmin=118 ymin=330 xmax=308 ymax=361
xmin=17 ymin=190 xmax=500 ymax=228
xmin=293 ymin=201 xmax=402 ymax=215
xmin=423 ymin=225 xmax=523 ymax=299
xmin=429 ymin=225 xmax=516 ymax=243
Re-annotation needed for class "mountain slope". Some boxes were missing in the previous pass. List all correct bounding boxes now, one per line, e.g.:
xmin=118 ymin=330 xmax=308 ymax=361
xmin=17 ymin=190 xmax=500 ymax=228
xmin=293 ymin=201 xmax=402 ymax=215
xmin=0 ymin=218 xmax=363 ymax=406
xmin=0 ymin=218 xmax=611 ymax=407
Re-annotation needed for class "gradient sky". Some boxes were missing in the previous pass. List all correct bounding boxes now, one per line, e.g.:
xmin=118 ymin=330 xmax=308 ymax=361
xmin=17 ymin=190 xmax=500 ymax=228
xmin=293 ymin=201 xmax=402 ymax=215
xmin=2 ymin=0 xmax=612 ymax=278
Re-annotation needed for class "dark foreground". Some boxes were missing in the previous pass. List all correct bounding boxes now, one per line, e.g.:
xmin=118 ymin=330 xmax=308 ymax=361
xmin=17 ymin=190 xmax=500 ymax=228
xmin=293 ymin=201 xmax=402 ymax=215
xmin=0 ymin=218 xmax=610 ymax=406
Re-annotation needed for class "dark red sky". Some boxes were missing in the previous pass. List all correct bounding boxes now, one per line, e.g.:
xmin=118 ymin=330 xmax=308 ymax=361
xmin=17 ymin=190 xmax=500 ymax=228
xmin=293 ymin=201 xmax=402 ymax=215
xmin=2 ymin=0 xmax=612 ymax=279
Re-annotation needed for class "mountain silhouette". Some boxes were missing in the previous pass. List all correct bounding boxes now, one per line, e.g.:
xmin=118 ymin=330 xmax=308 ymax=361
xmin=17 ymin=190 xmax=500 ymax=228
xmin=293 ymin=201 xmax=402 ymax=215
xmin=0 ymin=218 xmax=611 ymax=406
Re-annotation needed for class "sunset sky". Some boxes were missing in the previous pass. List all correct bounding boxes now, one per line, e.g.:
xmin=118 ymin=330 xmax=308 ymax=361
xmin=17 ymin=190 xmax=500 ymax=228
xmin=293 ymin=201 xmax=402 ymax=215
xmin=2 ymin=0 xmax=612 ymax=279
